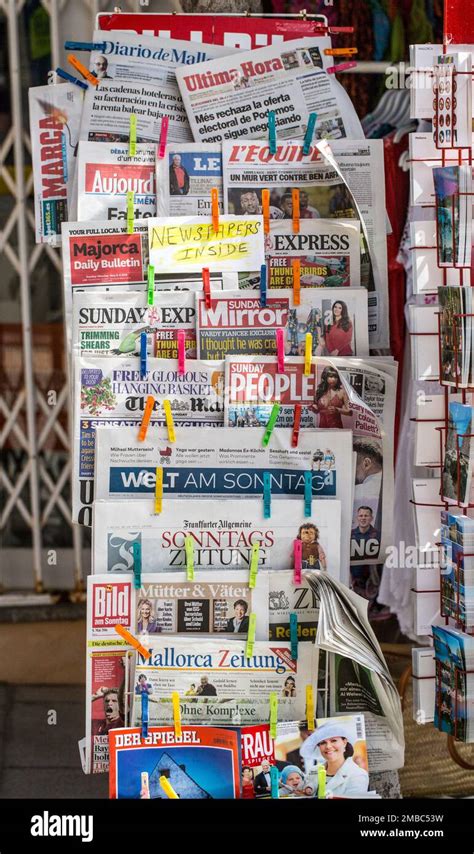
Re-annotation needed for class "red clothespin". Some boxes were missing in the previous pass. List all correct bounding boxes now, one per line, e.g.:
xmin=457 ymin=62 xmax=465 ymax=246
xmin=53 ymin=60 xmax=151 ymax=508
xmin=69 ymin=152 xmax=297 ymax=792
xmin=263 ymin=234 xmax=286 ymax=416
xmin=202 ymin=267 xmax=211 ymax=309
xmin=262 ymin=189 xmax=270 ymax=235
xmin=327 ymin=61 xmax=357 ymax=74
xmin=177 ymin=330 xmax=185 ymax=377
xmin=292 ymin=259 xmax=301 ymax=306
xmin=158 ymin=116 xmax=169 ymax=159
xmin=292 ymin=189 xmax=300 ymax=234
xmin=292 ymin=403 xmax=302 ymax=448
xmin=293 ymin=539 xmax=302 ymax=585
xmin=276 ymin=329 xmax=285 ymax=374
xmin=211 ymin=188 xmax=219 ymax=233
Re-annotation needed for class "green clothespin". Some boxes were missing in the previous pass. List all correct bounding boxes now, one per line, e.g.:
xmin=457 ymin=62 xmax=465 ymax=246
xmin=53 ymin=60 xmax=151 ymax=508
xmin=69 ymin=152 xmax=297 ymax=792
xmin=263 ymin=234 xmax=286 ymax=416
xmin=317 ymin=764 xmax=326 ymax=799
xmin=147 ymin=265 xmax=155 ymax=306
xmin=245 ymin=613 xmax=256 ymax=659
xmin=269 ymin=691 xmax=278 ymax=739
xmin=129 ymin=113 xmax=137 ymax=156
xmin=127 ymin=191 xmax=134 ymax=234
xmin=290 ymin=612 xmax=298 ymax=660
xmin=185 ymin=535 xmax=194 ymax=581
xmin=270 ymin=765 xmax=279 ymax=799
xmin=262 ymin=403 xmax=280 ymax=447
xmin=249 ymin=542 xmax=259 ymax=589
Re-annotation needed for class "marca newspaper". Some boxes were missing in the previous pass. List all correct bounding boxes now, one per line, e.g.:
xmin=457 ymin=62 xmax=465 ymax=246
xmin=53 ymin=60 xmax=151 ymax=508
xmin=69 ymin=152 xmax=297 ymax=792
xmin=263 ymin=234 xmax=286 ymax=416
xmin=224 ymin=355 xmax=396 ymax=568
xmin=73 ymin=357 xmax=224 ymax=525
xmin=92 ymin=497 xmax=342 ymax=578
xmin=77 ymin=142 xmax=156 ymax=222
xmin=29 ymin=84 xmax=83 ymax=245
xmin=131 ymin=638 xmax=317 ymax=725
xmin=93 ymin=425 xmax=353 ymax=577
xmin=175 ymin=38 xmax=363 ymax=143
xmin=156 ymin=143 xmax=224 ymax=217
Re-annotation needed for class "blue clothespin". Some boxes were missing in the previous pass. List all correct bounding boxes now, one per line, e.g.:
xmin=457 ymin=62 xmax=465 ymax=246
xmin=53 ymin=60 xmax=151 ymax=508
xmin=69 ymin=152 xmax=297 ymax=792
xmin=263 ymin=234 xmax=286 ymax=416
xmin=55 ymin=67 xmax=88 ymax=91
xmin=132 ymin=541 xmax=141 ymax=590
xmin=304 ymin=471 xmax=312 ymax=518
xmin=260 ymin=264 xmax=267 ymax=308
xmin=303 ymin=113 xmax=318 ymax=155
xmin=64 ymin=41 xmax=106 ymax=51
xmin=263 ymin=471 xmax=271 ymax=519
xmin=290 ymin=612 xmax=298 ymax=660
xmin=141 ymin=690 xmax=149 ymax=740
xmin=268 ymin=111 xmax=277 ymax=155
xmin=270 ymin=765 xmax=279 ymax=799
xmin=140 ymin=332 xmax=147 ymax=379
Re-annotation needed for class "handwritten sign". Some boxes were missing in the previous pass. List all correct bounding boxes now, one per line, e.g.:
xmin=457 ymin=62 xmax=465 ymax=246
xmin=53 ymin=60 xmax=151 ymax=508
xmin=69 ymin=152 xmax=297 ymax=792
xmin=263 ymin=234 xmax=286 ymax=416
xmin=148 ymin=215 xmax=264 ymax=272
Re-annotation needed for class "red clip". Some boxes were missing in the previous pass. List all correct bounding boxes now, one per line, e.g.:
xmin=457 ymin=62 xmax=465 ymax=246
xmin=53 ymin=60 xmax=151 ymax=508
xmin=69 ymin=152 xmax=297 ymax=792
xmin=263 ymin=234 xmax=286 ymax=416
xmin=202 ymin=267 xmax=211 ymax=309
xmin=276 ymin=329 xmax=285 ymax=374
xmin=158 ymin=116 xmax=169 ymax=159
xmin=177 ymin=330 xmax=185 ymax=377
xmin=293 ymin=539 xmax=302 ymax=585
xmin=211 ymin=188 xmax=219 ymax=233
xmin=327 ymin=61 xmax=357 ymax=74
xmin=292 ymin=403 xmax=301 ymax=447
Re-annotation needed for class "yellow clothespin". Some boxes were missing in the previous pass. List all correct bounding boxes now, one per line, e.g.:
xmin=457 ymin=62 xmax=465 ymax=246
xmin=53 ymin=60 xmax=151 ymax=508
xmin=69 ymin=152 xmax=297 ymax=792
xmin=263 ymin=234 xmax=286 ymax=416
xmin=129 ymin=113 xmax=137 ymax=156
xmin=114 ymin=625 xmax=150 ymax=659
xmin=159 ymin=776 xmax=179 ymax=799
xmin=127 ymin=190 xmax=134 ymax=234
xmin=305 ymin=685 xmax=315 ymax=731
xmin=163 ymin=399 xmax=176 ymax=443
xmin=269 ymin=692 xmax=278 ymax=739
xmin=304 ymin=333 xmax=312 ymax=376
xmin=249 ymin=542 xmax=259 ymax=589
xmin=245 ymin=613 xmax=256 ymax=659
xmin=185 ymin=535 xmax=194 ymax=581
xmin=317 ymin=764 xmax=326 ymax=799
xmin=155 ymin=466 xmax=163 ymax=514
xmin=172 ymin=691 xmax=182 ymax=738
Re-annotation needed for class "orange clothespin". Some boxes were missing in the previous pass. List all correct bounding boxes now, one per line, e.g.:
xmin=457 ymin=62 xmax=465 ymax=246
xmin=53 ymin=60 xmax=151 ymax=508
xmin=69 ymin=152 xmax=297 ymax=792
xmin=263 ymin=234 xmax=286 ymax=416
xmin=211 ymin=188 xmax=219 ymax=233
xmin=138 ymin=395 xmax=155 ymax=442
xmin=114 ymin=625 xmax=150 ymax=659
xmin=292 ymin=189 xmax=300 ymax=234
xmin=324 ymin=47 xmax=358 ymax=56
xmin=67 ymin=54 xmax=99 ymax=87
xmin=292 ymin=259 xmax=301 ymax=306
xmin=202 ymin=267 xmax=211 ymax=309
xmin=262 ymin=189 xmax=270 ymax=235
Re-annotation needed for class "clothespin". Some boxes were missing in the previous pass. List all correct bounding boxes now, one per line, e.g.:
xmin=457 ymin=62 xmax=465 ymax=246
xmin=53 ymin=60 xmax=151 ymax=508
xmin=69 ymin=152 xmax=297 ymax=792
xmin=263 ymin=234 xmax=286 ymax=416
xmin=141 ymin=690 xmax=149 ymax=740
xmin=155 ymin=467 xmax=163 ymax=514
xmin=292 ymin=404 xmax=302 ymax=448
xmin=177 ymin=330 xmax=186 ymax=377
xmin=64 ymin=41 xmax=107 ymax=51
xmin=304 ymin=333 xmax=312 ymax=376
xmin=184 ymin=535 xmax=194 ymax=581
xmin=147 ymin=265 xmax=155 ymax=306
xmin=67 ymin=54 xmax=99 ymax=87
xmin=327 ymin=61 xmax=357 ymax=74
xmin=292 ymin=189 xmax=300 ymax=234
xmin=262 ymin=403 xmax=280 ymax=447
xmin=172 ymin=691 xmax=182 ymax=738
xmin=158 ymin=116 xmax=169 ymax=159
xmin=303 ymin=113 xmax=317 ymax=156
xmin=114 ymin=625 xmax=150 ymax=659
xmin=270 ymin=765 xmax=279 ymax=799
xmin=304 ymin=471 xmax=312 ymax=518
xmin=140 ymin=771 xmax=150 ymax=799
xmin=292 ymin=259 xmax=301 ymax=306
xmin=163 ymin=400 xmax=176 ymax=443
xmin=263 ymin=472 xmax=271 ymax=519
xmin=159 ymin=776 xmax=179 ymax=799
xmin=276 ymin=329 xmax=285 ymax=374
xmin=55 ymin=67 xmax=88 ymax=90
xmin=260 ymin=264 xmax=267 ymax=308
xmin=211 ymin=188 xmax=219 ymax=233
xmin=317 ymin=765 xmax=327 ymax=799
xmin=138 ymin=395 xmax=155 ymax=442
xmin=132 ymin=541 xmax=141 ymax=590
xmin=127 ymin=190 xmax=134 ymax=234
xmin=324 ymin=47 xmax=358 ymax=56
xmin=305 ymin=685 xmax=315 ymax=731
xmin=268 ymin=110 xmax=277 ymax=155
xmin=202 ymin=267 xmax=211 ymax=309
xmin=290 ymin=612 xmax=298 ymax=660
xmin=293 ymin=539 xmax=302 ymax=585
xmin=262 ymin=189 xmax=270 ymax=235
xmin=129 ymin=113 xmax=137 ymax=157
xmin=245 ymin=613 xmax=256 ymax=659
xmin=140 ymin=332 xmax=147 ymax=379
xmin=269 ymin=692 xmax=278 ymax=739
xmin=249 ymin=542 xmax=259 ymax=589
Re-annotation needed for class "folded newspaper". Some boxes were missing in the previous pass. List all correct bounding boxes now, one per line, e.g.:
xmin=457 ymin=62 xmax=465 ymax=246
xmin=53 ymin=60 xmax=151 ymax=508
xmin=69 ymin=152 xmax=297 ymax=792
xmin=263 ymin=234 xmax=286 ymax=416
xmin=77 ymin=142 xmax=157 ymax=223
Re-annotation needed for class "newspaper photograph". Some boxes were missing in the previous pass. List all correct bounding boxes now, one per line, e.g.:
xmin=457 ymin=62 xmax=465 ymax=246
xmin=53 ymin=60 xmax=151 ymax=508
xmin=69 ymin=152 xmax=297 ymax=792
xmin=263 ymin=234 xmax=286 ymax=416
xmin=156 ymin=143 xmax=223 ymax=216
xmin=92 ymin=498 xmax=342 ymax=578
xmin=77 ymin=142 xmax=157 ymax=223
xmin=148 ymin=215 xmax=265 ymax=272
xmin=73 ymin=357 xmax=224 ymax=525
xmin=132 ymin=638 xmax=317 ymax=725
xmin=268 ymin=570 xmax=320 ymax=643
xmin=72 ymin=291 xmax=197 ymax=359
xmin=175 ymin=38 xmax=363 ymax=144
xmin=29 ymin=83 xmax=83 ymax=245
xmin=93 ymin=425 xmax=354 ymax=577
xmin=224 ymin=355 xmax=394 ymax=565
xmin=86 ymin=647 xmax=129 ymax=774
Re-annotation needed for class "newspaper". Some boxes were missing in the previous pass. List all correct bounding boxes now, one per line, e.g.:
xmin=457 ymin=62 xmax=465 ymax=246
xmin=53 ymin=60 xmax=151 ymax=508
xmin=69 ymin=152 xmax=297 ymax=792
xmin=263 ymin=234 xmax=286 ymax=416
xmin=268 ymin=570 xmax=320 ymax=643
xmin=195 ymin=288 xmax=369 ymax=360
xmin=28 ymin=83 xmax=83 ymax=246
xmin=86 ymin=644 xmax=129 ymax=774
xmin=132 ymin=638 xmax=317 ymax=725
xmin=72 ymin=291 xmax=198 ymax=359
xmin=93 ymin=425 xmax=354 ymax=576
xmin=73 ymin=357 xmax=224 ymax=525
xmin=92 ymin=498 xmax=342 ymax=578
xmin=175 ymin=38 xmax=363 ymax=143
xmin=156 ymin=143 xmax=223 ymax=216
xmin=77 ymin=142 xmax=156 ymax=222
xmin=224 ymin=355 xmax=396 ymax=567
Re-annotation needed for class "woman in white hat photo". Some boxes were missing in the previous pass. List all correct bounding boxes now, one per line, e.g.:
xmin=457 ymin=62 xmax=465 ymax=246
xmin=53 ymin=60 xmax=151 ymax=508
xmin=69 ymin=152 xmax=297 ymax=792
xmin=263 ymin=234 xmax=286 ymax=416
xmin=300 ymin=722 xmax=369 ymax=797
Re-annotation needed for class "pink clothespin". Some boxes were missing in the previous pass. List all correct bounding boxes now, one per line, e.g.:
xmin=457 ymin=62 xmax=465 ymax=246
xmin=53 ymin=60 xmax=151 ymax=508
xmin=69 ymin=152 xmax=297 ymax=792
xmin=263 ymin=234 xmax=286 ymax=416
xmin=276 ymin=329 xmax=285 ymax=374
xmin=158 ymin=116 xmax=169 ymax=159
xmin=327 ymin=61 xmax=357 ymax=74
xmin=293 ymin=539 xmax=302 ymax=585
xmin=177 ymin=330 xmax=185 ymax=377
xmin=292 ymin=403 xmax=302 ymax=448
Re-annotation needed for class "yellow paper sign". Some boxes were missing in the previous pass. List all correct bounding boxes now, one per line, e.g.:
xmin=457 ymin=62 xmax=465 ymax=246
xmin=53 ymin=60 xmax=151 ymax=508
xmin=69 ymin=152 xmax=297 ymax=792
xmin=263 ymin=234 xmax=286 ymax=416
xmin=148 ymin=216 xmax=264 ymax=273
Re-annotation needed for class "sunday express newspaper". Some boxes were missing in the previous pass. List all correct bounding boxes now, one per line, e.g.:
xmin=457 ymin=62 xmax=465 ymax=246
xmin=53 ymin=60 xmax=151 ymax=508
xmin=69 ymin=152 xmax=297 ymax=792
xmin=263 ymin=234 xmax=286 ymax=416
xmin=224 ymin=356 xmax=395 ymax=566
xmin=175 ymin=38 xmax=363 ymax=143
xmin=92 ymin=498 xmax=342 ymax=578
xmin=29 ymin=83 xmax=83 ymax=245
xmin=77 ymin=142 xmax=156 ymax=222
xmin=93 ymin=425 xmax=354 ymax=576
xmin=156 ymin=143 xmax=224 ymax=217
xmin=73 ymin=357 xmax=224 ymax=525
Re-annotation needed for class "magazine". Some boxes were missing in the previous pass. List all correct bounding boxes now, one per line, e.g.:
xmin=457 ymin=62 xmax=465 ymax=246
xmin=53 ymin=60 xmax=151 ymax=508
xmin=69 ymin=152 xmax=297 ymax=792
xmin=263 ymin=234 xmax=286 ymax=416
xmin=433 ymin=624 xmax=474 ymax=742
xmin=438 ymin=286 xmax=468 ymax=386
xmin=28 ymin=83 xmax=83 ymax=246
xmin=433 ymin=165 xmax=472 ymax=268
xmin=175 ymin=38 xmax=363 ymax=144
xmin=73 ymin=357 xmax=224 ymax=525
xmin=109 ymin=725 xmax=241 ymax=798
xmin=268 ymin=571 xmax=320 ymax=643
xmin=77 ymin=142 xmax=157 ymax=223
xmin=92 ymin=498 xmax=342 ymax=578
xmin=156 ymin=143 xmax=223 ymax=217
